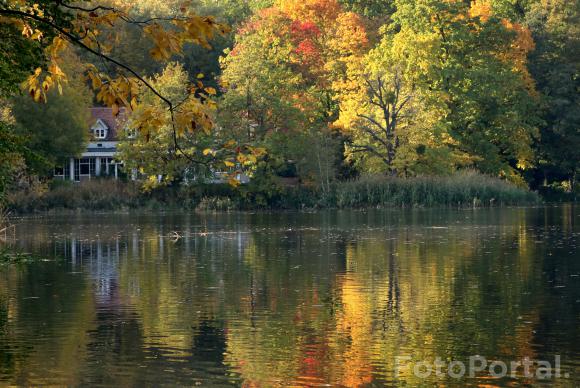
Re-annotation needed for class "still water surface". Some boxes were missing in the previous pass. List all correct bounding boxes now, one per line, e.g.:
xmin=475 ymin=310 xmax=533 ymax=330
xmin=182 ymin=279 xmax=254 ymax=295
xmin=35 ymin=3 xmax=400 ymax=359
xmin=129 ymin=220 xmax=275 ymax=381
xmin=1 ymin=206 xmax=579 ymax=386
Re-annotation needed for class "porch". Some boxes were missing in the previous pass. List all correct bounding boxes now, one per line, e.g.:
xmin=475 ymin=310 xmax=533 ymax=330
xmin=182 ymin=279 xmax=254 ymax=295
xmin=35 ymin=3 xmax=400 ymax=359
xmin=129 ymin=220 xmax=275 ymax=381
xmin=54 ymin=157 xmax=122 ymax=182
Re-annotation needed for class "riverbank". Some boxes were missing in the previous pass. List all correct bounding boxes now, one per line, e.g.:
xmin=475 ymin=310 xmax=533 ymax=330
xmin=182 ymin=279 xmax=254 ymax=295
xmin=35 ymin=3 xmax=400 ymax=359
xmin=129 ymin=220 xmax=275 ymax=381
xmin=5 ymin=171 xmax=540 ymax=214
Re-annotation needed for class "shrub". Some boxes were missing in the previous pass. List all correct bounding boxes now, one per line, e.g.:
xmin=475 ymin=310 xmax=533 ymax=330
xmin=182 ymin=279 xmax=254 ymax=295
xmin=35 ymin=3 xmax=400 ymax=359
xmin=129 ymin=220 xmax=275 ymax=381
xmin=7 ymin=179 xmax=143 ymax=212
xmin=196 ymin=196 xmax=235 ymax=211
xmin=5 ymin=171 xmax=540 ymax=213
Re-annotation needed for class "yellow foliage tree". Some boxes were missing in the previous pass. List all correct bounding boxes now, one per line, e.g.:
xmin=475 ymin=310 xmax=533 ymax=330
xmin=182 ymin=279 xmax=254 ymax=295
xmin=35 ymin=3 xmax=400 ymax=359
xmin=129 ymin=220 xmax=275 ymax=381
xmin=0 ymin=1 xmax=269 ymax=183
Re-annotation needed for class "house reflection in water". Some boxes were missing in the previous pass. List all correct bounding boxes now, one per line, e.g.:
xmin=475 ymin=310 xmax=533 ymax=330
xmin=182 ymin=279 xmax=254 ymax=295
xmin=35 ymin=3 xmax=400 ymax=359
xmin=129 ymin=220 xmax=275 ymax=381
xmin=59 ymin=227 xmax=253 ymax=304
xmin=67 ymin=237 xmax=123 ymax=305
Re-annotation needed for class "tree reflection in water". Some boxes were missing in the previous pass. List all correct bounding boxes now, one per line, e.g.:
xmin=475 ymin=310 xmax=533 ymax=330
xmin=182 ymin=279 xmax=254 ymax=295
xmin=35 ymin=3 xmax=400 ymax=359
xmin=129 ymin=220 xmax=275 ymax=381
xmin=0 ymin=206 xmax=578 ymax=386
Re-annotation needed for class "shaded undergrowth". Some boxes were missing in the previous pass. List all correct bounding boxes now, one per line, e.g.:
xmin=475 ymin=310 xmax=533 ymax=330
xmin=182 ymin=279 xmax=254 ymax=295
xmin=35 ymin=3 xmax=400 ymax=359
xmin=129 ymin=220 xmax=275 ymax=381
xmin=5 ymin=171 xmax=540 ymax=213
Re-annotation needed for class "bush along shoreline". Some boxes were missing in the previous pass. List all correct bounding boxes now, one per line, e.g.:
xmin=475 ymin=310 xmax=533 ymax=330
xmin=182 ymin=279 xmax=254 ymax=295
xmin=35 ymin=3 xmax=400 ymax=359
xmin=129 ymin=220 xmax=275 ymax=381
xmin=5 ymin=171 xmax=540 ymax=214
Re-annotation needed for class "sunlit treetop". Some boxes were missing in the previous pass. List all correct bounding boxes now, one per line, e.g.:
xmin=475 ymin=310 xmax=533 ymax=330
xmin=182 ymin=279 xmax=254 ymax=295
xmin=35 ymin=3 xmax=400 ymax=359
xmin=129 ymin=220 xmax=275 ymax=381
xmin=232 ymin=0 xmax=368 ymax=89
xmin=470 ymin=0 xmax=536 ymax=93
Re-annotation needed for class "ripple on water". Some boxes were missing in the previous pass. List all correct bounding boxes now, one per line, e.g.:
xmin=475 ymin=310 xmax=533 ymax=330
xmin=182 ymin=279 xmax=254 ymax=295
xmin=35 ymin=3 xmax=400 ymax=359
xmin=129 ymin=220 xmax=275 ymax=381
xmin=0 ymin=207 xmax=579 ymax=386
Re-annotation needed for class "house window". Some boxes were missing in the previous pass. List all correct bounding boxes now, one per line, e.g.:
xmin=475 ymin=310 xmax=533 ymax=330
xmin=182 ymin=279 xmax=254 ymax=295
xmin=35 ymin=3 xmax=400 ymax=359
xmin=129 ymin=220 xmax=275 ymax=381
xmin=94 ymin=127 xmax=107 ymax=139
xmin=92 ymin=119 xmax=109 ymax=139
xmin=100 ymin=158 xmax=108 ymax=176
xmin=54 ymin=163 xmax=71 ymax=180
xmin=80 ymin=160 xmax=91 ymax=175
xmin=77 ymin=158 xmax=96 ymax=178
xmin=126 ymin=128 xmax=137 ymax=139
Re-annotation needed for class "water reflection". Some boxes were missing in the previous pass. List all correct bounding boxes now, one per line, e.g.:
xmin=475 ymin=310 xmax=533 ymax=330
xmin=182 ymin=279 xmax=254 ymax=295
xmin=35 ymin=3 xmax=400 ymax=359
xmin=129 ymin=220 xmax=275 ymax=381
xmin=0 ymin=207 xmax=579 ymax=386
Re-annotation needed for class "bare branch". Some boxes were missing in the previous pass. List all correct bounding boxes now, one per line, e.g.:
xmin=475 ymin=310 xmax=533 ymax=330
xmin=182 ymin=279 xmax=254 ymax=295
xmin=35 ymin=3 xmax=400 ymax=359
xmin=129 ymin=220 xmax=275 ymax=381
xmin=56 ymin=1 xmax=115 ymax=13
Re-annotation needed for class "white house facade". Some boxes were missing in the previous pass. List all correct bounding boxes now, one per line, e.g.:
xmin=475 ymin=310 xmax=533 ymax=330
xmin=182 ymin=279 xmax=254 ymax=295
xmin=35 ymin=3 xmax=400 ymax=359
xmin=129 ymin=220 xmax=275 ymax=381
xmin=53 ymin=107 xmax=252 ymax=184
xmin=54 ymin=107 xmax=126 ymax=182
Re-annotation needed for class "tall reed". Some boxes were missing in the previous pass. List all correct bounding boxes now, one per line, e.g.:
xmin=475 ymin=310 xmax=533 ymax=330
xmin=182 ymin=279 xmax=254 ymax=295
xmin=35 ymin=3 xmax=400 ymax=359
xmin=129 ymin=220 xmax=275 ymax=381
xmin=326 ymin=171 xmax=540 ymax=208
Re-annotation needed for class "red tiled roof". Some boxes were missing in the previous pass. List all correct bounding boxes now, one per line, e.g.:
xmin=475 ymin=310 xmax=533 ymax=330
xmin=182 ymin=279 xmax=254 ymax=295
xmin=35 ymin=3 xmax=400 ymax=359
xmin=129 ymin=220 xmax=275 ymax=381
xmin=90 ymin=107 xmax=128 ymax=141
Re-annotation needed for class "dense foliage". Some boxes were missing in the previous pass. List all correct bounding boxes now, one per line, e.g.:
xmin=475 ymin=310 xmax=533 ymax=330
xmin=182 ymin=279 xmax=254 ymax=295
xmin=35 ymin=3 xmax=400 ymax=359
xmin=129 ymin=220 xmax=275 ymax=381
xmin=1 ymin=0 xmax=578 ymax=207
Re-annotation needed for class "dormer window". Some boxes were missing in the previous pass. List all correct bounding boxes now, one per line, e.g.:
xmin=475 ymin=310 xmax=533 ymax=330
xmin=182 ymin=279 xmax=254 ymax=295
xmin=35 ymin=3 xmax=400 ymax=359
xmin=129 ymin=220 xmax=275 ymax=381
xmin=126 ymin=127 xmax=137 ymax=139
xmin=92 ymin=119 xmax=108 ymax=140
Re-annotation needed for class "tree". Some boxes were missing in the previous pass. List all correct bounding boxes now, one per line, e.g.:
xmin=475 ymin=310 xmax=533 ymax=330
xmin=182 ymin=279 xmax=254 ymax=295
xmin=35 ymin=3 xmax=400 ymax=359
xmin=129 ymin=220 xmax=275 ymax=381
xmin=339 ymin=0 xmax=395 ymax=19
xmin=486 ymin=0 xmax=538 ymax=22
xmin=347 ymin=0 xmax=540 ymax=182
xmin=0 ymin=21 xmax=45 ymax=98
xmin=219 ymin=0 xmax=368 ymax=187
xmin=526 ymin=0 xmax=580 ymax=193
xmin=119 ymin=63 xmax=263 ymax=189
xmin=10 ymin=51 xmax=91 ymax=173
xmin=118 ymin=63 xmax=212 ymax=188
xmin=0 ymin=122 xmax=27 ymax=204
xmin=0 ymin=1 xmax=235 ymax=160
xmin=337 ymin=30 xmax=469 ymax=176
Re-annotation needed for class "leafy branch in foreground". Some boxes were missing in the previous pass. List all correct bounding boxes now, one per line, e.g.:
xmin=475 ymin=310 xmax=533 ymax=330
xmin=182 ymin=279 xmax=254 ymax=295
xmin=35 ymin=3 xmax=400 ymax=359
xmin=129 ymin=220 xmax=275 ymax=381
xmin=0 ymin=1 xmax=261 ymax=180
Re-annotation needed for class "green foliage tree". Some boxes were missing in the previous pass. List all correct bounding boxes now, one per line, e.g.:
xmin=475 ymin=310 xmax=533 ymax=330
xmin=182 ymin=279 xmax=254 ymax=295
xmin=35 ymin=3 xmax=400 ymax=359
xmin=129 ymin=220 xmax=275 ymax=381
xmin=526 ymin=0 xmax=580 ymax=193
xmin=0 ymin=22 xmax=45 ymax=98
xmin=118 ymin=62 xmax=259 ymax=189
xmin=10 ymin=53 xmax=91 ymax=173
xmin=118 ymin=63 xmax=213 ymax=189
xmin=0 ymin=122 xmax=26 ymax=204
xmin=339 ymin=0 xmax=395 ymax=19
xmin=487 ymin=0 xmax=538 ymax=22
xmin=336 ymin=39 xmax=460 ymax=176
xmin=362 ymin=0 xmax=540 ymax=183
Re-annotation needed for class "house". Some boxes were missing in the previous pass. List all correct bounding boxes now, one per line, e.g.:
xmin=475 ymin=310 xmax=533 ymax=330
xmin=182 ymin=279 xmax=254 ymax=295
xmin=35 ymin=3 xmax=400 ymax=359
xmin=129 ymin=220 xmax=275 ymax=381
xmin=54 ymin=107 xmax=128 ymax=182
xmin=53 ymin=106 xmax=251 ymax=184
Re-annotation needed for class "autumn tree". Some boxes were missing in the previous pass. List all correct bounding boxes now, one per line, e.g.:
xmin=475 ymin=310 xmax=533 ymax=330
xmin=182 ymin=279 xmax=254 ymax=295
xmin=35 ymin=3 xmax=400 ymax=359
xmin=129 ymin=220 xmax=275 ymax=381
xmin=338 ymin=25 xmax=470 ymax=175
xmin=118 ymin=63 xmax=214 ymax=188
xmin=342 ymin=0 xmax=540 ymax=182
xmin=0 ymin=1 xmax=270 ymax=180
xmin=10 ymin=51 xmax=91 ymax=173
xmin=0 ymin=113 xmax=32 ymax=203
xmin=119 ymin=63 xmax=264 ymax=189
xmin=486 ymin=0 xmax=538 ymax=22
xmin=220 ymin=0 xmax=368 ymax=188
xmin=339 ymin=0 xmax=395 ymax=19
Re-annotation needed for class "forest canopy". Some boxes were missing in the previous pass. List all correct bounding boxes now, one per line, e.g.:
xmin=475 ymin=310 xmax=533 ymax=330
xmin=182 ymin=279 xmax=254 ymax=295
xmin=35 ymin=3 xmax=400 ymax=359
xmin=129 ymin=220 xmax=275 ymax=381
xmin=0 ymin=0 xmax=578 ymax=203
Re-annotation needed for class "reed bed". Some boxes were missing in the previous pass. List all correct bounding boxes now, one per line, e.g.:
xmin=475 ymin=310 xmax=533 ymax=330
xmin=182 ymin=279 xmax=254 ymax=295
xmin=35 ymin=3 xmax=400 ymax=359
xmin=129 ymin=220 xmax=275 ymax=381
xmin=326 ymin=171 xmax=540 ymax=208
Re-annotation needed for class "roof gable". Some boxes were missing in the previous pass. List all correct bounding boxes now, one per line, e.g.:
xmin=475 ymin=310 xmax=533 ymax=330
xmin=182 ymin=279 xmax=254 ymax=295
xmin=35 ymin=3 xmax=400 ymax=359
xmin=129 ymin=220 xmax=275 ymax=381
xmin=89 ymin=107 xmax=127 ymax=141
xmin=91 ymin=119 xmax=108 ymax=131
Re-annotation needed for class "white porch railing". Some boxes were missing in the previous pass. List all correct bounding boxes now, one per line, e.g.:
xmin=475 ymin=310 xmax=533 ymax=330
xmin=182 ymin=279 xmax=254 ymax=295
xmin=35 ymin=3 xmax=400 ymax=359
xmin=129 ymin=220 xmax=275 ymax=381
xmin=0 ymin=224 xmax=15 ymax=243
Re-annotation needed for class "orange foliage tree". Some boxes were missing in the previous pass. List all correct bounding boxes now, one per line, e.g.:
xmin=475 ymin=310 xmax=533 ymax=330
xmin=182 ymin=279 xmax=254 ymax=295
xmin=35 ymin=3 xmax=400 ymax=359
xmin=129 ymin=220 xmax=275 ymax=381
xmin=221 ymin=0 xmax=369 ymax=131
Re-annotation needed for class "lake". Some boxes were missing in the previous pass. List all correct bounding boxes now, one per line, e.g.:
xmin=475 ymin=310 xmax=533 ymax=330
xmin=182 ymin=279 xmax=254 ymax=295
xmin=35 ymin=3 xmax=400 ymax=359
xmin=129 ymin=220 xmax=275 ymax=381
xmin=1 ymin=206 xmax=579 ymax=386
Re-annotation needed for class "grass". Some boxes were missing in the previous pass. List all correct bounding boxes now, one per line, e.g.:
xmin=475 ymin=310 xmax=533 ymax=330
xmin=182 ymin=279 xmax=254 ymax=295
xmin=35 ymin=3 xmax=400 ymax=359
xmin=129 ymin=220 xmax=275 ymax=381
xmin=326 ymin=171 xmax=540 ymax=208
xmin=0 ymin=248 xmax=35 ymax=265
xmin=195 ymin=196 xmax=236 ymax=211
xmin=4 ymin=171 xmax=540 ymax=213
xmin=0 ymin=206 xmax=33 ymax=265
xmin=6 ymin=179 xmax=144 ymax=213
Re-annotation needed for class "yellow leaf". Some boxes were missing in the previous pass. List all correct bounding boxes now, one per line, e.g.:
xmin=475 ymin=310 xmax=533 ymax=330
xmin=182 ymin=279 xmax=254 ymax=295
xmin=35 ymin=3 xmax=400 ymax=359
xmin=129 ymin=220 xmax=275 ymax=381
xmin=204 ymin=87 xmax=217 ymax=95
xmin=202 ymin=148 xmax=213 ymax=156
xmin=224 ymin=160 xmax=235 ymax=167
xmin=197 ymin=73 xmax=204 ymax=79
xmin=33 ymin=88 xmax=42 ymax=102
